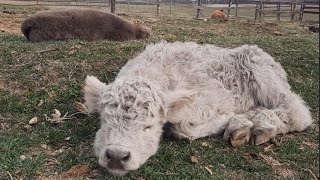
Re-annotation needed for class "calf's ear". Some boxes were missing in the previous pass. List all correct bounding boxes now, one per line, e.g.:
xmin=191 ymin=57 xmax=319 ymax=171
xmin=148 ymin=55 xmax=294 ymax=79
xmin=165 ymin=91 xmax=195 ymax=123
xmin=84 ymin=75 xmax=108 ymax=113
xmin=168 ymin=96 xmax=193 ymax=111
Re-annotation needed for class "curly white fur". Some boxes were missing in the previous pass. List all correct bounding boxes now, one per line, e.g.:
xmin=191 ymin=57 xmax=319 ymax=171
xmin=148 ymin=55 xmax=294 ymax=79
xmin=84 ymin=41 xmax=312 ymax=175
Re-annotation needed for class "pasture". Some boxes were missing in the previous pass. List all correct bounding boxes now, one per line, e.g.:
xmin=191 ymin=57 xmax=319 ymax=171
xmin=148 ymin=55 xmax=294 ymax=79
xmin=0 ymin=5 xmax=319 ymax=180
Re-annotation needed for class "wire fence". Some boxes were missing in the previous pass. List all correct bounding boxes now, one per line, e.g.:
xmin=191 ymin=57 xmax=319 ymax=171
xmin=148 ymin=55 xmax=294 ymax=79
xmin=114 ymin=0 xmax=318 ymax=21
xmin=112 ymin=1 xmax=258 ymax=19
xmin=1 ymin=0 xmax=319 ymax=21
xmin=1 ymin=0 xmax=111 ymax=6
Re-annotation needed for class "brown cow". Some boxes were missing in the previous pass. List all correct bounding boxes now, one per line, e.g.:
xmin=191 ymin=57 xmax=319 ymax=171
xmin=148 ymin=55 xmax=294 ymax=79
xmin=21 ymin=9 xmax=151 ymax=42
xmin=210 ymin=10 xmax=228 ymax=22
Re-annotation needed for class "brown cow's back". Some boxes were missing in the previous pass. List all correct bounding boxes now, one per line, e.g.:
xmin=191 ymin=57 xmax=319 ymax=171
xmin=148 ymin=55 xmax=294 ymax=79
xmin=21 ymin=9 xmax=151 ymax=42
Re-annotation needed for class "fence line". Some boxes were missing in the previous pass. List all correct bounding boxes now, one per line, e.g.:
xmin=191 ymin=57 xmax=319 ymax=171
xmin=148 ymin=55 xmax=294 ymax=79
xmin=253 ymin=0 xmax=319 ymax=21
xmin=1 ymin=0 xmax=319 ymax=22
xmin=299 ymin=0 xmax=319 ymax=20
xmin=1 ymin=0 xmax=111 ymax=7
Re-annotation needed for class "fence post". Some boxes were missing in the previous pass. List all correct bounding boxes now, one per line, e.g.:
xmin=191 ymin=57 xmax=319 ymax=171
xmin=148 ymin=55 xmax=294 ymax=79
xmin=276 ymin=2 xmax=280 ymax=21
xmin=235 ymin=0 xmax=239 ymax=17
xmin=127 ymin=0 xmax=129 ymax=11
xmin=227 ymin=0 xmax=231 ymax=19
xmin=170 ymin=0 xmax=172 ymax=14
xmin=156 ymin=0 xmax=161 ymax=16
xmin=255 ymin=2 xmax=258 ymax=21
xmin=196 ymin=0 xmax=202 ymax=19
xmin=291 ymin=3 xmax=296 ymax=21
xmin=259 ymin=0 xmax=263 ymax=21
xmin=299 ymin=0 xmax=305 ymax=20
xmin=110 ymin=0 xmax=115 ymax=13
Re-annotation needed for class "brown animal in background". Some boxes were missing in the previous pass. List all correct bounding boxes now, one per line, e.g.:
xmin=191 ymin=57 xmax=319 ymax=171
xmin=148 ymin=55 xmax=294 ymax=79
xmin=210 ymin=10 xmax=228 ymax=22
xmin=21 ymin=9 xmax=151 ymax=42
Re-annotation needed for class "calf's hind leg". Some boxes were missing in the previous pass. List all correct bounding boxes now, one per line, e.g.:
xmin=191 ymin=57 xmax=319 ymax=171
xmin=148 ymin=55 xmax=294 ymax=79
xmin=223 ymin=108 xmax=291 ymax=147
xmin=250 ymin=109 xmax=289 ymax=145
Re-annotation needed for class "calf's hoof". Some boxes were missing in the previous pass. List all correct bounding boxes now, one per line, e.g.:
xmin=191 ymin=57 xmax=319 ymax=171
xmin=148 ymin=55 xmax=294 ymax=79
xmin=251 ymin=128 xmax=276 ymax=145
xmin=223 ymin=115 xmax=254 ymax=148
xmin=230 ymin=126 xmax=251 ymax=148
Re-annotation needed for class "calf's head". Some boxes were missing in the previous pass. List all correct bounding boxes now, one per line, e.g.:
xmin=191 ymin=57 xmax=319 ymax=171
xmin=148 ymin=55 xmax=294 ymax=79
xmin=84 ymin=76 xmax=166 ymax=176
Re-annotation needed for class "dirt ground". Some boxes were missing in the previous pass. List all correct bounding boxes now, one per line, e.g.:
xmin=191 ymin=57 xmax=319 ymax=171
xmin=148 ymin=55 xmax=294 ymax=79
xmin=0 ymin=12 xmax=27 ymax=35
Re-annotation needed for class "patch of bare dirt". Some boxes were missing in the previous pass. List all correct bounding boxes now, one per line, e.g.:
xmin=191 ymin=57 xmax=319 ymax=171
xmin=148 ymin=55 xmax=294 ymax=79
xmin=61 ymin=165 xmax=90 ymax=178
xmin=0 ymin=12 xmax=27 ymax=35
xmin=0 ymin=79 xmax=29 ymax=94
xmin=37 ymin=164 xmax=95 ymax=180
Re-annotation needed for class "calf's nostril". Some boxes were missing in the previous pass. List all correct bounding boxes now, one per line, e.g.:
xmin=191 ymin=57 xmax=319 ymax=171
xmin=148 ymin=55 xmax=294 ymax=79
xmin=121 ymin=152 xmax=131 ymax=161
xmin=105 ymin=150 xmax=112 ymax=159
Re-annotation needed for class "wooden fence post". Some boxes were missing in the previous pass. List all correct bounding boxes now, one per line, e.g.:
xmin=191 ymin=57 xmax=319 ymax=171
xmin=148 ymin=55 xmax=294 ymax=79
xmin=259 ymin=0 xmax=263 ymax=21
xmin=235 ymin=0 xmax=239 ymax=17
xmin=127 ymin=0 xmax=129 ymax=11
xmin=227 ymin=0 xmax=231 ymax=19
xmin=196 ymin=0 xmax=202 ymax=19
xmin=110 ymin=0 xmax=115 ymax=13
xmin=276 ymin=2 xmax=281 ymax=21
xmin=255 ymin=2 xmax=259 ymax=21
xmin=299 ymin=0 xmax=305 ymax=20
xmin=291 ymin=3 xmax=296 ymax=21
xmin=156 ymin=0 xmax=161 ymax=16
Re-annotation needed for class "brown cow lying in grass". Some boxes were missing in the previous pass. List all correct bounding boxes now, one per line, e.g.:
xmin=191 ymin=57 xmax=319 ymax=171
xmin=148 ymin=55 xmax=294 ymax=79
xmin=210 ymin=10 xmax=228 ymax=22
xmin=21 ymin=9 xmax=151 ymax=42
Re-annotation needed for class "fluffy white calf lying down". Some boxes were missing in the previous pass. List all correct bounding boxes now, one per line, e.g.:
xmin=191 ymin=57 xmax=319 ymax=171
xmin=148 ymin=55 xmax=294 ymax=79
xmin=83 ymin=41 xmax=312 ymax=175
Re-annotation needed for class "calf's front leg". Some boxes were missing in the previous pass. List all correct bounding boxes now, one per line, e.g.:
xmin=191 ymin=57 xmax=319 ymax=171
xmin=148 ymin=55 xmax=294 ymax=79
xmin=223 ymin=114 xmax=254 ymax=148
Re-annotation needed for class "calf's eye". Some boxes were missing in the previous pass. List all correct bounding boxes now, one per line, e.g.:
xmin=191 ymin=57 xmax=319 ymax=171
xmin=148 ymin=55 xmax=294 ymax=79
xmin=108 ymin=103 xmax=118 ymax=109
xmin=143 ymin=125 xmax=152 ymax=131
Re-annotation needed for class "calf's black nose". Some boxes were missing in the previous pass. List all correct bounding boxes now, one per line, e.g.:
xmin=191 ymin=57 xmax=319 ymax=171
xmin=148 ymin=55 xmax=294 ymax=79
xmin=105 ymin=148 xmax=131 ymax=169
xmin=105 ymin=149 xmax=131 ymax=161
